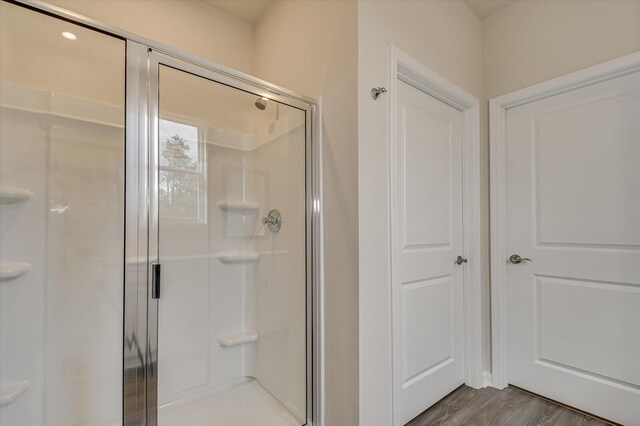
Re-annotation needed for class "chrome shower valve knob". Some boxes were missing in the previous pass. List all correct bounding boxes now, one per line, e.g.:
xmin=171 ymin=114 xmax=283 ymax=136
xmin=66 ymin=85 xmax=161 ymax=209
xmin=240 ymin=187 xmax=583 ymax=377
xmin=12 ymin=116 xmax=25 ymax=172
xmin=261 ymin=209 xmax=282 ymax=233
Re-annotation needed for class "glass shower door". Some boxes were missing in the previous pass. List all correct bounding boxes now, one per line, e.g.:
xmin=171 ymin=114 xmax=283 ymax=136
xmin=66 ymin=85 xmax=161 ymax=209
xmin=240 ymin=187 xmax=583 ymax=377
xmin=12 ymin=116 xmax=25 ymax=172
xmin=151 ymin=61 xmax=310 ymax=426
xmin=0 ymin=3 xmax=125 ymax=425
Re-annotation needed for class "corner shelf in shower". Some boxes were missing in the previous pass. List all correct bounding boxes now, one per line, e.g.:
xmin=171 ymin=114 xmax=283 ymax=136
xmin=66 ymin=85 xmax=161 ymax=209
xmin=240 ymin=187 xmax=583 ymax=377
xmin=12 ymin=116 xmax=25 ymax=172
xmin=0 ymin=381 xmax=30 ymax=407
xmin=0 ymin=263 xmax=31 ymax=282
xmin=216 ymin=251 xmax=259 ymax=264
xmin=217 ymin=201 xmax=260 ymax=214
xmin=217 ymin=330 xmax=259 ymax=347
xmin=0 ymin=188 xmax=32 ymax=204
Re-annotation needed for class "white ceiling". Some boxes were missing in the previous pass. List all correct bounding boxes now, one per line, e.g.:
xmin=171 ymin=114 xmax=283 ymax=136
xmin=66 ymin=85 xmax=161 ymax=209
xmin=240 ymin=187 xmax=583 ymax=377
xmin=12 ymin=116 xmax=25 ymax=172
xmin=202 ymin=0 xmax=274 ymax=25
xmin=464 ymin=0 xmax=515 ymax=19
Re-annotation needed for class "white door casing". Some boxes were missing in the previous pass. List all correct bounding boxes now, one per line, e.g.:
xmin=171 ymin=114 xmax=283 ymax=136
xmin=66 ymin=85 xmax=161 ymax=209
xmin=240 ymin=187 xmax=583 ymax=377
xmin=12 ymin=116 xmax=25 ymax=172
xmin=490 ymin=52 xmax=640 ymax=426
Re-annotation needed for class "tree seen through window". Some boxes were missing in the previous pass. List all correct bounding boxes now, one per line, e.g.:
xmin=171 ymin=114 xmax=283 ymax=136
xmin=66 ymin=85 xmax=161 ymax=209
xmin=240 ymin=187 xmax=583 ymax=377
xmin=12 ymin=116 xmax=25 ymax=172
xmin=159 ymin=119 xmax=205 ymax=221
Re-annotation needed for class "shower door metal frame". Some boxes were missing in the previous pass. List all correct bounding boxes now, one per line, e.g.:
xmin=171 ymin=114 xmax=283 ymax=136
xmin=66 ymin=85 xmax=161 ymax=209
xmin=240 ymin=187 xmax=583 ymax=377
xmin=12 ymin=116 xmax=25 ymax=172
xmin=143 ymin=49 xmax=319 ymax=426
xmin=7 ymin=2 xmax=321 ymax=425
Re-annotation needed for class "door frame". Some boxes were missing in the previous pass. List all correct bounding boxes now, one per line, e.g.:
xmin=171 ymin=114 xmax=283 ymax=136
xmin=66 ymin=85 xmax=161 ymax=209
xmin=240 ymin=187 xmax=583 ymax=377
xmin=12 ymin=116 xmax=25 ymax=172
xmin=389 ymin=46 xmax=483 ymax=425
xmin=142 ymin=49 xmax=320 ymax=426
xmin=489 ymin=51 xmax=640 ymax=389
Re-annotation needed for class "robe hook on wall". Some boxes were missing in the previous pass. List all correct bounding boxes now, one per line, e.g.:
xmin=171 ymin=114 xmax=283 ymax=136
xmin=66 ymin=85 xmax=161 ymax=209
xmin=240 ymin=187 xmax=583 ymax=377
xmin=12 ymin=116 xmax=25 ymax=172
xmin=371 ymin=87 xmax=387 ymax=100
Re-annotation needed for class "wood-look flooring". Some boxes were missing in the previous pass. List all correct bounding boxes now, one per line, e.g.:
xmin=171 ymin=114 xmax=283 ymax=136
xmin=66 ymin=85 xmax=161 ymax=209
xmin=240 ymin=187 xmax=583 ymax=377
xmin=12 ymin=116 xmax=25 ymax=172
xmin=407 ymin=385 xmax=614 ymax=426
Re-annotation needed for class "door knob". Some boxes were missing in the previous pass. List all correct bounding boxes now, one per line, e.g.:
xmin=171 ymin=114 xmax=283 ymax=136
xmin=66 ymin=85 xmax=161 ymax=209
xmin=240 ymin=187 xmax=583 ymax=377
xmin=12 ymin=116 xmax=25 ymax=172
xmin=456 ymin=256 xmax=468 ymax=265
xmin=509 ymin=254 xmax=531 ymax=264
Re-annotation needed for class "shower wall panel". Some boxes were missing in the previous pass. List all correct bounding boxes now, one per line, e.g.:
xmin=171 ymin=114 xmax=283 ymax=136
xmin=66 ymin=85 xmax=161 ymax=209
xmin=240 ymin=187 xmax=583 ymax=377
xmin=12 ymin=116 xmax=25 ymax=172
xmin=156 ymin=62 xmax=308 ymax=424
xmin=0 ymin=3 xmax=126 ymax=425
xmin=157 ymin=142 xmax=252 ymax=405
xmin=252 ymin=121 xmax=307 ymax=422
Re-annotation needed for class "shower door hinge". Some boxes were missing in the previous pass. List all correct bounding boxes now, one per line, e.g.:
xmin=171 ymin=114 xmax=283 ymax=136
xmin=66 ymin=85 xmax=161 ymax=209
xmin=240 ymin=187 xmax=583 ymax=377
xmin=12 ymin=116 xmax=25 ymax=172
xmin=151 ymin=263 xmax=161 ymax=299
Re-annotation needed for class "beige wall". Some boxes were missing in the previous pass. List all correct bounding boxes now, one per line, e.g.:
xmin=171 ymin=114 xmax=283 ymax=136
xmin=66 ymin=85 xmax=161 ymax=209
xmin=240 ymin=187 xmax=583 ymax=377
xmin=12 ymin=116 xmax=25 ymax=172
xmin=358 ymin=1 xmax=640 ymax=423
xmin=1 ymin=1 xmax=125 ymax=106
xmin=253 ymin=2 xmax=359 ymax=425
xmin=357 ymin=1 xmax=484 ymax=424
xmin=360 ymin=2 xmax=640 ymax=422
xmin=484 ymin=0 xmax=640 ymax=97
xmin=48 ymin=0 xmax=254 ymax=74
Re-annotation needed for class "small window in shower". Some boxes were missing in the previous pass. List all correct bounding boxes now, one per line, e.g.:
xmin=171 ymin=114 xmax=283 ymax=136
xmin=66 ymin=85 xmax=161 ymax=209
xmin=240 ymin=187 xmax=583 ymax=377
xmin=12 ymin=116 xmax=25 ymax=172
xmin=159 ymin=118 xmax=206 ymax=222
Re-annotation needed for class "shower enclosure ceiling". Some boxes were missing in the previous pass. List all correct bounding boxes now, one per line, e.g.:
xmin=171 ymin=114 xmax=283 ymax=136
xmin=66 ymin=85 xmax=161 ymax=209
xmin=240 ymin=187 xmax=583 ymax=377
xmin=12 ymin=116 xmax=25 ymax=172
xmin=0 ymin=2 xmax=318 ymax=425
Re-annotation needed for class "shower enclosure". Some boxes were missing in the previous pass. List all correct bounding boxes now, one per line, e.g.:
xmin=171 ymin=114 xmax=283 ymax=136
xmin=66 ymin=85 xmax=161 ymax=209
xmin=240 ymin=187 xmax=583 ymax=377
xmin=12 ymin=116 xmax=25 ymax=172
xmin=0 ymin=2 xmax=320 ymax=425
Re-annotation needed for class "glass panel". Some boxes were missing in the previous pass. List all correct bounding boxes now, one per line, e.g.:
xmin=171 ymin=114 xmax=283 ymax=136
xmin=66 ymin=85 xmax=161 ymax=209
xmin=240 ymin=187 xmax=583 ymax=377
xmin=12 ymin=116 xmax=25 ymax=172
xmin=159 ymin=119 xmax=205 ymax=221
xmin=156 ymin=65 xmax=307 ymax=425
xmin=0 ymin=3 xmax=125 ymax=426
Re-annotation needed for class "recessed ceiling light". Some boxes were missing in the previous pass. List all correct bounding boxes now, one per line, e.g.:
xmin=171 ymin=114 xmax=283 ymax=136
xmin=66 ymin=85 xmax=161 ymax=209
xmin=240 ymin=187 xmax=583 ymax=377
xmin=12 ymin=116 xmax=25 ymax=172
xmin=62 ymin=31 xmax=77 ymax=40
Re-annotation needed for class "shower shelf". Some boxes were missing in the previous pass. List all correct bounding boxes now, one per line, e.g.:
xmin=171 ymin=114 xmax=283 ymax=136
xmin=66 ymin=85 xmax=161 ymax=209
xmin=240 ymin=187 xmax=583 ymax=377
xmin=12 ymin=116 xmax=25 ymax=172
xmin=0 ymin=188 xmax=32 ymax=204
xmin=0 ymin=263 xmax=31 ymax=282
xmin=216 ymin=251 xmax=259 ymax=264
xmin=217 ymin=201 xmax=259 ymax=214
xmin=217 ymin=330 xmax=258 ymax=347
xmin=0 ymin=381 xmax=30 ymax=407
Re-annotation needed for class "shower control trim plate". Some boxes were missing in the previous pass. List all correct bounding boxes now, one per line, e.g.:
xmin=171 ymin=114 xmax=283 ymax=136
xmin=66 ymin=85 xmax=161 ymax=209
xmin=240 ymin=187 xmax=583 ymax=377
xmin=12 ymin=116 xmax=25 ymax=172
xmin=262 ymin=209 xmax=282 ymax=233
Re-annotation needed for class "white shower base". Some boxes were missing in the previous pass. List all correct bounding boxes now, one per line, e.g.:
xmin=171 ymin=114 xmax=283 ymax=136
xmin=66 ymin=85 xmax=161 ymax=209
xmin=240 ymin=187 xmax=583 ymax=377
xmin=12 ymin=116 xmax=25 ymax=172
xmin=158 ymin=378 xmax=301 ymax=426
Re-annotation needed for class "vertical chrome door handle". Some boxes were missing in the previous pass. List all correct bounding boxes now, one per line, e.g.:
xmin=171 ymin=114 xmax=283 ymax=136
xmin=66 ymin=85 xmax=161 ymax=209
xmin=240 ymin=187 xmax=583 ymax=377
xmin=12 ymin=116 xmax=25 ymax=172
xmin=456 ymin=256 xmax=468 ymax=265
xmin=151 ymin=263 xmax=161 ymax=299
xmin=509 ymin=254 xmax=531 ymax=264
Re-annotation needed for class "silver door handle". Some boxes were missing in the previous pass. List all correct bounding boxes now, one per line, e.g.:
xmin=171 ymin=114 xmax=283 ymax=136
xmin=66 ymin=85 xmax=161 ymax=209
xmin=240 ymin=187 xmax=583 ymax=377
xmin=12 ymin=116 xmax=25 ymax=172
xmin=151 ymin=263 xmax=161 ymax=299
xmin=509 ymin=254 xmax=531 ymax=264
xmin=456 ymin=255 xmax=468 ymax=265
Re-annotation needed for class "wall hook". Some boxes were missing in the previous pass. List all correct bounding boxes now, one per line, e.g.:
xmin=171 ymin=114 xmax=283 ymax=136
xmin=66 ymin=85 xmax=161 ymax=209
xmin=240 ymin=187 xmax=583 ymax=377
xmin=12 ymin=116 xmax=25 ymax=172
xmin=371 ymin=87 xmax=387 ymax=100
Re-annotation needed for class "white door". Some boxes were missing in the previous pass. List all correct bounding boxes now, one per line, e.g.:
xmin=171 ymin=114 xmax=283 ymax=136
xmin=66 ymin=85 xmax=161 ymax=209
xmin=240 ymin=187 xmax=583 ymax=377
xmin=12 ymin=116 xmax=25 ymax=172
xmin=505 ymin=68 xmax=640 ymax=425
xmin=392 ymin=80 xmax=465 ymax=425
